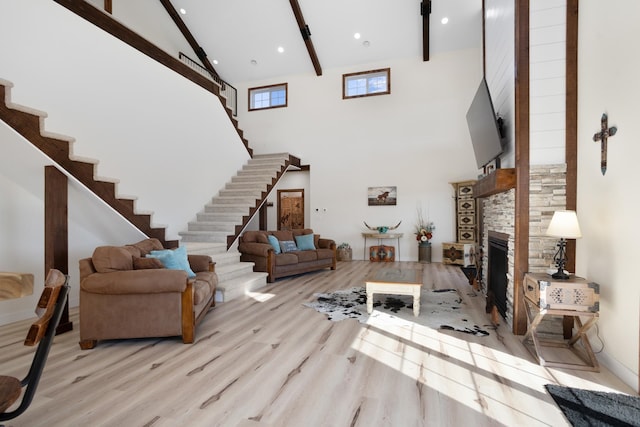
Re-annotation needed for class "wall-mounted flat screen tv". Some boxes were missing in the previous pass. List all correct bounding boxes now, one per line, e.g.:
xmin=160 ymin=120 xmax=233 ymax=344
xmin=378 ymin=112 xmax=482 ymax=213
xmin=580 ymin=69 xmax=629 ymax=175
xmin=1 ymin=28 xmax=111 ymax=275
xmin=466 ymin=77 xmax=503 ymax=170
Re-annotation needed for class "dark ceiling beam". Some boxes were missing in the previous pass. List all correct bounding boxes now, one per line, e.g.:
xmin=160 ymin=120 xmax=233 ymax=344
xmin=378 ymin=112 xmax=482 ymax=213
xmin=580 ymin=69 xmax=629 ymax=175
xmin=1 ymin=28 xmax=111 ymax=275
xmin=104 ymin=0 xmax=112 ymax=14
xmin=421 ymin=0 xmax=431 ymax=61
xmin=289 ymin=0 xmax=322 ymax=76
xmin=159 ymin=0 xmax=221 ymax=80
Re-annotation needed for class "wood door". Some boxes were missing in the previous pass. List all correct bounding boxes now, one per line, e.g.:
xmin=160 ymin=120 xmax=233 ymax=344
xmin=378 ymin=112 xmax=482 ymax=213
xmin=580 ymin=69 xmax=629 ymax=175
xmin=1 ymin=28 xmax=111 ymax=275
xmin=278 ymin=189 xmax=304 ymax=230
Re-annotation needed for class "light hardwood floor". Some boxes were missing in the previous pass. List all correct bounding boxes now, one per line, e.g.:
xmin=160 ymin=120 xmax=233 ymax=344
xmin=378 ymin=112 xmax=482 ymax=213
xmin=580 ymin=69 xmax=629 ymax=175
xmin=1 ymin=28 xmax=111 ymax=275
xmin=0 ymin=261 xmax=636 ymax=426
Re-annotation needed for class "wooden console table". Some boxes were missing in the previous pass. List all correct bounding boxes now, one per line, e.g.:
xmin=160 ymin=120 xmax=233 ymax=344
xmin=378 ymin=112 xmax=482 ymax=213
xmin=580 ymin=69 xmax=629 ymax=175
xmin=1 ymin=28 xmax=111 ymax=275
xmin=522 ymin=273 xmax=600 ymax=371
xmin=361 ymin=232 xmax=403 ymax=261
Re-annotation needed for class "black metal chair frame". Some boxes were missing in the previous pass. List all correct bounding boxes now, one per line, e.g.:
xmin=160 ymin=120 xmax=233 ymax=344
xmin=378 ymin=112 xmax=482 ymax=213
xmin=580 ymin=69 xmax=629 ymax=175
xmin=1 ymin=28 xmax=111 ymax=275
xmin=0 ymin=271 xmax=69 ymax=423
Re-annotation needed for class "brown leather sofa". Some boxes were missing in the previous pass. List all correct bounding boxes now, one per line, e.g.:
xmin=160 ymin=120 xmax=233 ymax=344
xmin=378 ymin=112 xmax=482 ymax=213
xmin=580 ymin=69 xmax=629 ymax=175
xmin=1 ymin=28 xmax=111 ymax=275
xmin=238 ymin=229 xmax=336 ymax=282
xmin=78 ymin=238 xmax=217 ymax=349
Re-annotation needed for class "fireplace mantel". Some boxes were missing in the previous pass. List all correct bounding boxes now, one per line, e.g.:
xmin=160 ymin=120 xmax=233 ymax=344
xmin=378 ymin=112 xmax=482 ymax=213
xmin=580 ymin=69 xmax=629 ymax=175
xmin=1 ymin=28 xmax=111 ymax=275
xmin=473 ymin=168 xmax=516 ymax=198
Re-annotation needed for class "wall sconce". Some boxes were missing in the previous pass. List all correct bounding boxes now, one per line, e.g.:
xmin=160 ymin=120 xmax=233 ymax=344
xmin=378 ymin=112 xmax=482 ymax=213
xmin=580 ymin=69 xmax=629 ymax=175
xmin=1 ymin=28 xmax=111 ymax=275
xmin=546 ymin=210 xmax=582 ymax=280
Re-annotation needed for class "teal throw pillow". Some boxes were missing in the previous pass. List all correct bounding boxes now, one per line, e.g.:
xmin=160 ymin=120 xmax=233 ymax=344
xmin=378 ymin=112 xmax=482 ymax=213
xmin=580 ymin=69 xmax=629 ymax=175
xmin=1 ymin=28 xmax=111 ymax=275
xmin=267 ymin=235 xmax=281 ymax=254
xmin=147 ymin=246 xmax=196 ymax=278
xmin=279 ymin=240 xmax=298 ymax=253
xmin=295 ymin=233 xmax=316 ymax=250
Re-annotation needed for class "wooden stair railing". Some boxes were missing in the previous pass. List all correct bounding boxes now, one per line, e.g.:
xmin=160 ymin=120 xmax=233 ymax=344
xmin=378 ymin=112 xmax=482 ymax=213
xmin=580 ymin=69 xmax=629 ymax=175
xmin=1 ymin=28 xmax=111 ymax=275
xmin=0 ymin=81 xmax=178 ymax=248
xmin=53 ymin=0 xmax=252 ymax=157
xmin=226 ymin=154 xmax=303 ymax=248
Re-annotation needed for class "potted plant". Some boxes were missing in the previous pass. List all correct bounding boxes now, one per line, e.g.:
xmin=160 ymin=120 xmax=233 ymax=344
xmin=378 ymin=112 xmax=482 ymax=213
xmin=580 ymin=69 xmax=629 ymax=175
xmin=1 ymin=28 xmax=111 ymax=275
xmin=336 ymin=243 xmax=352 ymax=261
xmin=415 ymin=207 xmax=435 ymax=263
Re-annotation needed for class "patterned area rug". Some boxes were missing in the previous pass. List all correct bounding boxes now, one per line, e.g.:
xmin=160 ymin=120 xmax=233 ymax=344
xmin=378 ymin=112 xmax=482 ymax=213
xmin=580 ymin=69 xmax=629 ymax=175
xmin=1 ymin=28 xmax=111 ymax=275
xmin=545 ymin=384 xmax=640 ymax=426
xmin=303 ymin=287 xmax=490 ymax=336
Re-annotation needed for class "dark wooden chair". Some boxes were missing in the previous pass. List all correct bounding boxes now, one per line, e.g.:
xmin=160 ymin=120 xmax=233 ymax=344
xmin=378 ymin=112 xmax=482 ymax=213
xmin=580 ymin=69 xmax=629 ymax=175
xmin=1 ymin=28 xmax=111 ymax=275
xmin=0 ymin=269 xmax=69 ymax=423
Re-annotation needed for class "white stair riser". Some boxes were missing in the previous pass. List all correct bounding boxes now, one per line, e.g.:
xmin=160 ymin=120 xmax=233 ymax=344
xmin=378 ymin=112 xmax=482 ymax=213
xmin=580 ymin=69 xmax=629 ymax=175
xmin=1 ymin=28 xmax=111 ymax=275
xmin=216 ymin=264 xmax=256 ymax=282
xmin=219 ymin=189 xmax=263 ymax=197
xmin=218 ymin=274 xmax=268 ymax=302
xmin=184 ymin=243 xmax=227 ymax=256
xmin=211 ymin=197 xmax=258 ymax=205
xmin=204 ymin=205 xmax=248 ymax=214
xmin=224 ymin=183 xmax=268 ymax=192
xmin=238 ymin=169 xmax=278 ymax=177
xmin=231 ymin=175 xmax=274 ymax=183
xmin=209 ymin=253 xmax=241 ymax=267
xmin=179 ymin=232 xmax=227 ymax=243
xmin=196 ymin=212 xmax=242 ymax=222
xmin=188 ymin=222 xmax=235 ymax=232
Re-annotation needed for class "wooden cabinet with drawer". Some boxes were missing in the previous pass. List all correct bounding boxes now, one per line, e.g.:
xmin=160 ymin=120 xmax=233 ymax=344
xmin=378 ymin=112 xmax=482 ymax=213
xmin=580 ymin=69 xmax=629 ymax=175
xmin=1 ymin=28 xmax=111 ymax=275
xmin=524 ymin=273 xmax=600 ymax=312
xmin=452 ymin=180 xmax=477 ymax=243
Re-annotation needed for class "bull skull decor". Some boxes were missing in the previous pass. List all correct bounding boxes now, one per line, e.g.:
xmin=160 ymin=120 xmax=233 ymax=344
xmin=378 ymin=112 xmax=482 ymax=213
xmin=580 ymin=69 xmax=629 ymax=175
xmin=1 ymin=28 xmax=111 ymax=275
xmin=363 ymin=221 xmax=401 ymax=234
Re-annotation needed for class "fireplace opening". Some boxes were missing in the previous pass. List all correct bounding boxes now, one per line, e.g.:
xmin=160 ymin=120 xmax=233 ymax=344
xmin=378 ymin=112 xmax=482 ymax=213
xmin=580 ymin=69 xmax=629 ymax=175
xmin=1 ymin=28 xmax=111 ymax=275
xmin=488 ymin=232 xmax=509 ymax=319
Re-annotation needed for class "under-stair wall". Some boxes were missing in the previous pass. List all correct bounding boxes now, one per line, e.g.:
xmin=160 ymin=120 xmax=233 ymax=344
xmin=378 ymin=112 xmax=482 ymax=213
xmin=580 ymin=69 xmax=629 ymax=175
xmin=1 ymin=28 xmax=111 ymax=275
xmin=0 ymin=0 xmax=250 ymax=324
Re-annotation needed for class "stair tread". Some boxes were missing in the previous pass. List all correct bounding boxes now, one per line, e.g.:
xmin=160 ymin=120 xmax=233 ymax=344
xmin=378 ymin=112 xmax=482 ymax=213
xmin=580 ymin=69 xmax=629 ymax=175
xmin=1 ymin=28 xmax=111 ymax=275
xmin=5 ymin=101 xmax=48 ymax=118
xmin=40 ymin=130 xmax=76 ymax=143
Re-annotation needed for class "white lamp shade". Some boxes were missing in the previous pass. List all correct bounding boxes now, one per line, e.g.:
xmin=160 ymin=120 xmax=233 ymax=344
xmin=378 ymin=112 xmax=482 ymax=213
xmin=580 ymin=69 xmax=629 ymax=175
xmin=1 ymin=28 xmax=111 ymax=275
xmin=546 ymin=210 xmax=582 ymax=239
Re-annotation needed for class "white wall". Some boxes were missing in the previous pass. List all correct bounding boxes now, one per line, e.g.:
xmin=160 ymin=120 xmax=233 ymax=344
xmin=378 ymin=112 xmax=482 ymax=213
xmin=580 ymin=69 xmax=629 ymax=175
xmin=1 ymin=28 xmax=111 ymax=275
xmin=484 ymin=0 xmax=516 ymax=168
xmin=486 ymin=0 xmax=568 ymax=167
xmin=530 ymin=0 xmax=567 ymax=165
xmin=84 ymin=1 xmax=202 ymax=64
xmin=577 ymin=0 xmax=640 ymax=392
xmin=235 ymin=51 xmax=483 ymax=262
xmin=0 ymin=0 xmax=249 ymax=324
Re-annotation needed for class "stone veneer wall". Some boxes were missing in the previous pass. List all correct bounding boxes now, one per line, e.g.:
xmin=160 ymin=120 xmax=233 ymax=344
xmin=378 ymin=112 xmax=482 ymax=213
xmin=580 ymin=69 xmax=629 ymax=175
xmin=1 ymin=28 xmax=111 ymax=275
xmin=529 ymin=164 xmax=568 ymax=272
xmin=480 ymin=164 xmax=567 ymax=329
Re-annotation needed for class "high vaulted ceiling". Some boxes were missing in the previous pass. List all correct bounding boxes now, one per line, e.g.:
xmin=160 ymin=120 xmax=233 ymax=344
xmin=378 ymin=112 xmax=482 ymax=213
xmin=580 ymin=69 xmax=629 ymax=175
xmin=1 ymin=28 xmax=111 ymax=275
xmin=173 ymin=0 xmax=483 ymax=84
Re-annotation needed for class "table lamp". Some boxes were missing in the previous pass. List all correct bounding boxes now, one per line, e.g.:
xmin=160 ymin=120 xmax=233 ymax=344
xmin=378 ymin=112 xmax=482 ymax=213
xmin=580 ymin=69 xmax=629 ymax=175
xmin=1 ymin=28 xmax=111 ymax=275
xmin=546 ymin=210 xmax=582 ymax=280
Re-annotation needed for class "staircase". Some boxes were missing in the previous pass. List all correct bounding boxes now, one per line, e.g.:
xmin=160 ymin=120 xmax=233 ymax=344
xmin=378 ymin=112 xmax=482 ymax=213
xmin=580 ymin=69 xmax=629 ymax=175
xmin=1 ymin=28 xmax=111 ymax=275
xmin=1 ymin=78 xmax=302 ymax=304
xmin=0 ymin=79 xmax=177 ymax=248
xmin=180 ymin=153 xmax=300 ymax=302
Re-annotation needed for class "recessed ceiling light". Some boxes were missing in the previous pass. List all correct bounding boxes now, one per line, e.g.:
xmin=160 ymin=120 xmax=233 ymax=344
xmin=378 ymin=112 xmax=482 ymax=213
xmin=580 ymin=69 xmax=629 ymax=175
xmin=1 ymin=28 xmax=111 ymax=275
xmin=277 ymin=46 xmax=285 ymax=53
xmin=179 ymin=8 xmax=186 ymax=15
xmin=354 ymin=32 xmax=361 ymax=40
xmin=212 ymin=59 xmax=219 ymax=65
xmin=363 ymin=40 xmax=370 ymax=47
xmin=250 ymin=59 xmax=258 ymax=65
xmin=441 ymin=17 xmax=449 ymax=24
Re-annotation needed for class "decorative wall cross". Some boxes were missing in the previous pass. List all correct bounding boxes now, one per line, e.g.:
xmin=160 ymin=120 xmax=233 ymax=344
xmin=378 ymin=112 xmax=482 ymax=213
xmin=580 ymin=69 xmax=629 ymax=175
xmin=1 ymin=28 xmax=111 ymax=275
xmin=592 ymin=113 xmax=617 ymax=175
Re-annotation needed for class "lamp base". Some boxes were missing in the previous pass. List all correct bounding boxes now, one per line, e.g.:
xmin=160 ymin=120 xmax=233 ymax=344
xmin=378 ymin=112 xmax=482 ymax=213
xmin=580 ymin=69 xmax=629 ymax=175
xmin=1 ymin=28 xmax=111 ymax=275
xmin=551 ymin=270 xmax=571 ymax=280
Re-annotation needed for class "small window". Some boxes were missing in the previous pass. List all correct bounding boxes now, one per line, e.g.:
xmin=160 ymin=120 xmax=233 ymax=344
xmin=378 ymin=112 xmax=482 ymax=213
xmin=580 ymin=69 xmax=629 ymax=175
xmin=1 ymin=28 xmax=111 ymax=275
xmin=342 ymin=68 xmax=390 ymax=99
xmin=248 ymin=83 xmax=288 ymax=111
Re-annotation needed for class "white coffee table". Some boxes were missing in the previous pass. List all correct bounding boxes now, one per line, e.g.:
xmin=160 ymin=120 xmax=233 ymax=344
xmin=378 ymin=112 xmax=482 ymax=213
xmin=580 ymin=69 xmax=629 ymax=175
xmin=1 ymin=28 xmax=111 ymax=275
xmin=365 ymin=268 xmax=423 ymax=316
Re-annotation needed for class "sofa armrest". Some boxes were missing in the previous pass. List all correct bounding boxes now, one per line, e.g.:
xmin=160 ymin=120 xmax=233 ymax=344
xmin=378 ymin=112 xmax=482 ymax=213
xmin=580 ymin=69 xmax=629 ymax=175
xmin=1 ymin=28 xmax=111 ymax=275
xmin=238 ymin=242 xmax=274 ymax=257
xmin=318 ymin=238 xmax=336 ymax=250
xmin=188 ymin=254 xmax=214 ymax=272
xmin=81 ymin=269 xmax=188 ymax=295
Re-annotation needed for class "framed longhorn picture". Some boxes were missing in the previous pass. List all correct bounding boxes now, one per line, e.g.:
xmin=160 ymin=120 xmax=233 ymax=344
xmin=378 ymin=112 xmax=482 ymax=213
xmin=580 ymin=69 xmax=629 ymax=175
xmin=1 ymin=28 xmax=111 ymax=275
xmin=367 ymin=186 xmax=397 ymax=206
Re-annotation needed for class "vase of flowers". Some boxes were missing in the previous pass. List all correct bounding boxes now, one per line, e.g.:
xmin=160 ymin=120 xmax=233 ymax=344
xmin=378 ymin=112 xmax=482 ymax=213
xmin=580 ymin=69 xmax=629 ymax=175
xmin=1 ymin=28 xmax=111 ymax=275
xmin=336 ymin=243 xmax=352 ymax=261
xmin=415 ymin=207 xmax=435 ymax=262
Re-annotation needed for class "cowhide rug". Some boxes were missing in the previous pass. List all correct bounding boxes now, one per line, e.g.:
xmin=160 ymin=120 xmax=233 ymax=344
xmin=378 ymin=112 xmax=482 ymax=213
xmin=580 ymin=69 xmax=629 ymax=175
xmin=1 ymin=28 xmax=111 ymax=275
xmin=304 ymin=287 xmax=490 ymax=337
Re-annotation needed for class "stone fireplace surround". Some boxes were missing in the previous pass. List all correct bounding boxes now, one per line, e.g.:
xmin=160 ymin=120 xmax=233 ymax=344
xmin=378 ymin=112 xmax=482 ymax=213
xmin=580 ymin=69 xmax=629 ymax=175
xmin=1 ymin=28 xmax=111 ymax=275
xmin=479 ymin=164 xmax=567 ymax=330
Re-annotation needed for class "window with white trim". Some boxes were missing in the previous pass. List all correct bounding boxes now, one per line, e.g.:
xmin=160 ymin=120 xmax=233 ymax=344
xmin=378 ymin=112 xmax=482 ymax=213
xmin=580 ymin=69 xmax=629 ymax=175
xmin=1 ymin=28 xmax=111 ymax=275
xmin=248 ymin=83 xmax=288 ymax=111
xmin=343 ymin=68 xmax=390 ymax=99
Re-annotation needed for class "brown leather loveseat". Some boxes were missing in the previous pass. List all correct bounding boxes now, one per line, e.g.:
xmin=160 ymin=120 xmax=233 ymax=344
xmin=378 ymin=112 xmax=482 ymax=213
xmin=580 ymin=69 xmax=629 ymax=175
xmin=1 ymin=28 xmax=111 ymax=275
xmin=78 ymin=238 xmax=217 ymax=349
xmin=238 ymin=229 xmax=336 ymax=282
